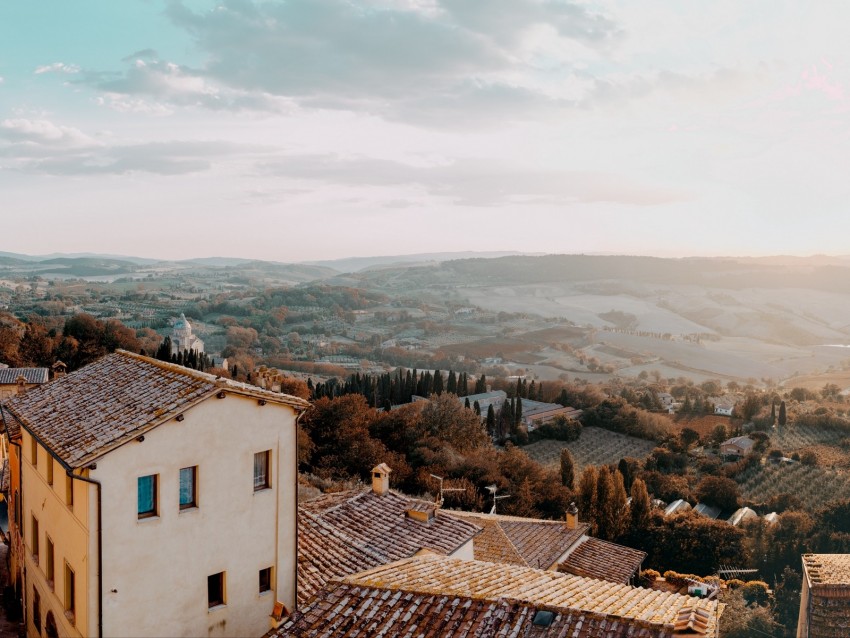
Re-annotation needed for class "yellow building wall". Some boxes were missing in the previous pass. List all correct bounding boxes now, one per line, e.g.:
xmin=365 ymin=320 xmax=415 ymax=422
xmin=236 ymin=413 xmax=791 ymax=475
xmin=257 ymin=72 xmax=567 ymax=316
xmin=20 ymin=431 xmax=91 ymax=638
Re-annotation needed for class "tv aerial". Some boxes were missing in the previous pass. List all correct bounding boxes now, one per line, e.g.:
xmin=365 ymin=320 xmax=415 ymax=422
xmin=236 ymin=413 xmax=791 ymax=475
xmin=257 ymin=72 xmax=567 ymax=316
xmin=485 ymin=484 xmax=510 ymax=515
xmin=429 ymin=474 xmax=466 ymax=507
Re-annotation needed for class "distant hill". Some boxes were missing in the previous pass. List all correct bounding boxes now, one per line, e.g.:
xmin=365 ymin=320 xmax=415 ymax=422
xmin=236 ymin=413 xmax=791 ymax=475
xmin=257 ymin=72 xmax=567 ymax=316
xmin=303 ymin=251 xmax=539 ymax=273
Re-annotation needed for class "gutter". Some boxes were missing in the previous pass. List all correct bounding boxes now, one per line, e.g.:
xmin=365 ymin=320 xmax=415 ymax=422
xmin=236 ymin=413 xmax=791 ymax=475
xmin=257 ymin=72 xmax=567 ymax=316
xmin=70 ymin=471 xmax=102 ymax=638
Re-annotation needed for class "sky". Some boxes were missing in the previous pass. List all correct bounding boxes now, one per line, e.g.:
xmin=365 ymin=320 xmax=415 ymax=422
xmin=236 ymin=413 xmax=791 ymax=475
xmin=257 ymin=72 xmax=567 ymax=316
xmin=2 ymin=1 xmax=850 ymax=262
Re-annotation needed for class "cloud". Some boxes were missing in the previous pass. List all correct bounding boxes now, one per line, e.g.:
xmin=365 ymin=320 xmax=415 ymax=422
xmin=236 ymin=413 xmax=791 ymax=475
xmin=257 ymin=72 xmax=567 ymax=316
xmin=259 ymin=154 xmax=686 ymax=206
xmin=0 ymin=119 xmax=96 ymax=147
xmin=34 ymin=62 xmax=81 ymax=75
xmin=85 ymin=58 xmax=291 ymax=113
xmin=0 ymin=117 xmax=270 ymax=176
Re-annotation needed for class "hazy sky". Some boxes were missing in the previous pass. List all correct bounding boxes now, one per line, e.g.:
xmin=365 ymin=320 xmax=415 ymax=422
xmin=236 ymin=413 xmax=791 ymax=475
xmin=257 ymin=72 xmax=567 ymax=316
xmin=2 ymin=1 xmax=849 ymax=262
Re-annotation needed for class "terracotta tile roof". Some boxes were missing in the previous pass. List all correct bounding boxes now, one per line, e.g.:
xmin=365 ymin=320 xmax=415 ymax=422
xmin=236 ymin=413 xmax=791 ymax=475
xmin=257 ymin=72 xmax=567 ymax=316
xmin=444 ymin=510 xmax=589 ymax=569
xmin=277 ymin=554 xmax=723 ymax=638
xmin=0 ymin=405 xmax=21 ymax=441
xmin=558 ymin=537 xmax=646 ymax=584
xmin=1 ymin=350 xmax=309 ymax=468
xmin=298 ymin=488 xmax=480 ymax=604
xmin=277 ymin=583 xmax=677 ymax=638
xmin=0 ymin=368 xmax=48 ymax=385
xmin=297 ymin=509 xmax=389 ymax=606
xmin=803 ymin=554 xmax=850 ymax=590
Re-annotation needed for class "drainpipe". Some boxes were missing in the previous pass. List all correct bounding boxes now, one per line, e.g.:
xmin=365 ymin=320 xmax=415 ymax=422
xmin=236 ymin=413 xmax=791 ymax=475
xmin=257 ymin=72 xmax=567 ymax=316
xmin=69 ymin=471 xmax=102 ymax=638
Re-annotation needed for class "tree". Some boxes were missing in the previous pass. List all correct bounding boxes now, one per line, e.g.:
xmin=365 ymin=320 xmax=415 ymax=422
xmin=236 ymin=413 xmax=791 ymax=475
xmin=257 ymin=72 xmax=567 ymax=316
xmin=486 ymin=404 xmax=496 ymax=436
xmin=629 ymin=478 xmax=651 ymax=538
xmin=778 ymin=400 xmax=787 ymax=426
xmin=595 ymin=467 xmax=620 ymax=541
xmin=475 ymin=374 xmax=487 ymax=394
xmin=559 ymin=449 xmax=575 ymax=489
xmin=420 ymin=393 xmax=488 ymax=452
xmin=679 ymin=427 xmax=700 ymax=450
xmin=696 ymin=475 xmax=740 ymax=512
xmin=577 ymin=466 xmax=599 ymax=536
xmin=770 ymin=401 xmax=776 ymax=425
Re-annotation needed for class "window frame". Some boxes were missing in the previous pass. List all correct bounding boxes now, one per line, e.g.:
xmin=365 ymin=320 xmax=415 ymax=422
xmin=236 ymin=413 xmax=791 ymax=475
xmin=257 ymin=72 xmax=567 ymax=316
xmin=137 ymin=474 xmax=158 ymax=520
xmin=253 ymin=450 xmax=271 ymax=492
xmin=46 ymin=536 xmax=55 ymax=589
xmin=65 ymin=474 xmax=74 ymax=509
xmin=208 ymin=572 xmax=226 ymax=609
xmin=31 ymin=435 xmax=38 ymax=467
xmin=259 ymin=567 xmax=273 ymax=594
xmin=64 ymin=562 xmax=75 ymax=623
xmin=179 ymin=466 xmax=198 ymax=511
xmin=31 ymin=515 xmax=39 ymax=563
xmin=32 ymin=586 xmax=41 ymax=633
xmin=47 ymin=455 xmax=53 ymax=486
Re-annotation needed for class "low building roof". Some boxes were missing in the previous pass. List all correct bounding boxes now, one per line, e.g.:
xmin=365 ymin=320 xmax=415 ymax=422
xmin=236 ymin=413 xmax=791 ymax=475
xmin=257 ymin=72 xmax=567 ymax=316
xmin=664 ymin=499 xmax=692 ymax=516
xmin=693 ymin=503 xmax=723 ymax=520
xmin=0 ymin=350 xmax=310 ymax=469
xmin=802 ymin=554 xmax=850 ymax=593
xmin=298 ymin=488 xmax=481 ymax=603
xmin=721 ymin=435 xmax=754 ymax=450
xmin=558 ymin=537 xmax=647 ymax=584
xmin=444 ymin=510 xmax=588 ymax=570
xmin=727 ymin=507 xmax=758 ymax=526
xmin=278 ymin=554 xmax=722 ymax=637
xmin=0 ymin=367 xmax=48 ymax=385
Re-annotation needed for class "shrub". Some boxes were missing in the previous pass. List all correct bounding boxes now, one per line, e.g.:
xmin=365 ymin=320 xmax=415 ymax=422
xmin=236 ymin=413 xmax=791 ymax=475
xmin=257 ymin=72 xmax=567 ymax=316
xmin=741 ymin=581 xmax=771 ymax=606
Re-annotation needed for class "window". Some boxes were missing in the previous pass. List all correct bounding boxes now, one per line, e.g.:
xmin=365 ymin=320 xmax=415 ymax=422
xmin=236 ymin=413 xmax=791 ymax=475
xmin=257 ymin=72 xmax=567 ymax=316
xmin=259 ymin=567 xmax=272 ymax=594
xmin=47 ymin=456 xmax=53 ymax=486
xmin=64 ymin=562 xmax=75 ymax=622
xmin=31 ymin=436 xmax=38 ymax=467
xmin=208 ymin=572 xmax=225 ymax=608
xmin=253 ymin=451 xmax=271 ymax=491
xmin=46 ymin=537 xmax=55 ymax=589
xmin=31 ymin=516 xmax=39 ymax=563
xmin=179 ymin=466 xmax=197 ymax=510
xmin=32 ymin=586 xmax=41 ymax=633
xmin=65 ymin=474 xmax=74 ymax=508
xmin=137 ymin=474 xmax=158 ymax=519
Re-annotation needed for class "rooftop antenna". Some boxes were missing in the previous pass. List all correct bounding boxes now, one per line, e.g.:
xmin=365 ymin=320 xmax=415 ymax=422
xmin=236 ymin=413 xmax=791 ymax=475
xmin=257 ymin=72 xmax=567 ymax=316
xmin=485 ymin=484 xmax=510 ymax=515
xmin=429 ymin=474 xmax=465 ymax=507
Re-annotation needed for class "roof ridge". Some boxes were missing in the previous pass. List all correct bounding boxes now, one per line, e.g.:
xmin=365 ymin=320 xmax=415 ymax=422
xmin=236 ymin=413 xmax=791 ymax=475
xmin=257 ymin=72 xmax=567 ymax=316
xmin=115 ymin=350 xmax=310 ymax=409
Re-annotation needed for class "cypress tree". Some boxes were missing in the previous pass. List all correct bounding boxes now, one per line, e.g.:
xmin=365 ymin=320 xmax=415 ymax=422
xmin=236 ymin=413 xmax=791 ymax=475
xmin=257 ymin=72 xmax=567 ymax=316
xmin=475 ymin=374 xmax=486 ymax=394
xmin=770 ymin=402 xmax=776 ymax=425
xmin=447 ymin=370 xmax=457 ymax=395
xmin=515 ymin=396 xmax=523 ymax=427
xmin=474 ymin=400 xmax=481 ymax=416
xmin=577 ymin=467 xmax=599 ymax=536
xmin=629 ymin=478 xmax=651 ymax=538
xmin=778 ymin=400 xmax=787 ymax=426
xmin=486 ymin=404 xmax=496 ymax=435
xmin=560 ymin=449 xmax=575 ymax=489
xmin=464 ymin=397 xmax=471 ymax=410
xmin=433 ymin=370 xmax=444 ymax=395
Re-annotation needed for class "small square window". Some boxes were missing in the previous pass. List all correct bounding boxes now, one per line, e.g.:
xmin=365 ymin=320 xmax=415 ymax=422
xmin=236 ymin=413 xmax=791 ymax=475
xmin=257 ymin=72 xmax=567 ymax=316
xmin=253 ymin=451 xmax=271 ymax=491
xmin=137 ymin=474 xmax=158 ymax=519
xmin=259 ymin=567 xmax=272 ymax=594
xmin=179 ymin=466 xmax=197 ymax=510
xmin=208 ymin=572 xmax=226 ymax=608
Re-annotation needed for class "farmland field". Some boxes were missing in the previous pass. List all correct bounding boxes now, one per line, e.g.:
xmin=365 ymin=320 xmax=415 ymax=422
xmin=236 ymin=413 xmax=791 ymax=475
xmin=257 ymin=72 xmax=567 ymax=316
xmin=737 ymin=463 xmax=850 ymax=511
xmin=522 ymin=427 xmax=657 ymax=474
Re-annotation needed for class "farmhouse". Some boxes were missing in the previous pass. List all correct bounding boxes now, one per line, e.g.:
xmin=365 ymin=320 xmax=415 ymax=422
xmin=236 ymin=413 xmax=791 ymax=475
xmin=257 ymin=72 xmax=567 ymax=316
xmin=720 ymin=435 xmax=755 ymax=457
xmin=798 ymin=554 xmax=850 ymax=637
xmin=276 ymin=553 xmax=724 ymax=638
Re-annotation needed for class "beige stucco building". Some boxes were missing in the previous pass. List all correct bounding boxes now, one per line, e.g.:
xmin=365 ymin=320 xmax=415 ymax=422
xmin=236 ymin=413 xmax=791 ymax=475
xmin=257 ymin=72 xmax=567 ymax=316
xmin=1 ymin=350 xmax=309 ymax=638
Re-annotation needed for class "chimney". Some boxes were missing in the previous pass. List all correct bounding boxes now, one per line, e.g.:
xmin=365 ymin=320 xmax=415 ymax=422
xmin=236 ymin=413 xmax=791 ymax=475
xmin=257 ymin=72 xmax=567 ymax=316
xmin=405 ymin=502 xmax=436 ymax=523
xmin=371 ymin=463 xmax=392 ymax=496
xmin=566 ymin=502 xmax=579 ymax=530
xmin=51 ymin=361 xmax=67 ymax=380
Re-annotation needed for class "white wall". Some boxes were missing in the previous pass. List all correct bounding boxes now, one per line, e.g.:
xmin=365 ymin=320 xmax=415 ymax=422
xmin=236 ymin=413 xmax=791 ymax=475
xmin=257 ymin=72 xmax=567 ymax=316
xmin=93 ymin=394 xmax=298 ymax=638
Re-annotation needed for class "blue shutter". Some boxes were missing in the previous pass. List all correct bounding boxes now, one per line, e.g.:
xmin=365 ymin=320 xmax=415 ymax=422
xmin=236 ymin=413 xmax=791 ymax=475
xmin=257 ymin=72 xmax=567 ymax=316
xmin=137 ymin=476 xmax=154 ymax=515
